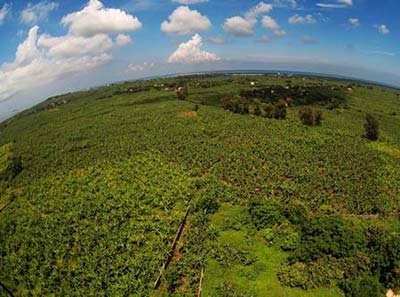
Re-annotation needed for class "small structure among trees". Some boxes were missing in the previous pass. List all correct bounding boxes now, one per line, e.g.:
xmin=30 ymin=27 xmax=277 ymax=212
xmin=176 ymin=85 xmax=189 ymax=101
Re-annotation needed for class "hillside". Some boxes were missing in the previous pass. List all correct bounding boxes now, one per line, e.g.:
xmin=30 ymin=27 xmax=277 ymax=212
xmin=0 ymin=74 xmax=399 ymax=296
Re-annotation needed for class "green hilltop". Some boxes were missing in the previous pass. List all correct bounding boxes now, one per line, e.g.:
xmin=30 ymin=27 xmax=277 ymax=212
xmin=0 ymin=74 xmax=399 ymax=296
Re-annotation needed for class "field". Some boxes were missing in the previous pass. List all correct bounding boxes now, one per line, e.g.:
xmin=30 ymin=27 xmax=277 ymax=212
xmin=0 ymin=74 xmax=399 ymax=296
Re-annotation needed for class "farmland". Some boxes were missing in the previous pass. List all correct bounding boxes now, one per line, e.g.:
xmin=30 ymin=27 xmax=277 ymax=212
xmin=0 ymin=73 xmax=399 ymax=296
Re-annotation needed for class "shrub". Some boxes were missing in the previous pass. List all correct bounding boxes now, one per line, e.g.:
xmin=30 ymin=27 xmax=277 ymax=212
xmin=238 ymin=97 xmax=250 ymax=115
xmin=282 ymin=200 xmax=309 ymax=225
xmin=164 ymin=267 xmax=182 ymax=292
xmin=254 ymin=105 xmax=262 ymax=116
xmin=339 ymin=274 xmax=385 ymax=297
xmin=364 ymin=113 xmax=379 ymax=141
xmin=278 ymin=259 xmax=343 ymax=289
xmin=299 ymin=106 xmax=323 ymax=126
xmin=263 ymin=103 xmax=275 ymax=118
xmin=292 ymin=215 xmax=366 ymax=262
xmin=195 ymin=195 xmax=220 ymax=215
xmin=274 ymin=100 xmax=287 ymax=120
xmin=299 ymin=106 xmax=315 ymax=126
xmin=314 ymin=108 xmax=323 ymax=125
xmin=248 ymin=199 xmax=283 ymax=229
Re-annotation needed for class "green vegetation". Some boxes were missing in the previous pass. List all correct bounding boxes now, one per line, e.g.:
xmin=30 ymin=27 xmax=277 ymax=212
xmin=0 ymin=74 xmax=399 ymax=296
xmin=365 ymin=113 xmax=380 ymax=141
xmin=299 ymin=106 xmax=323 ymax=126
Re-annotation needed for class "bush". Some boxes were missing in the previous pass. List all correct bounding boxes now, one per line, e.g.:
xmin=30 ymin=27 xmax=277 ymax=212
xmin=364 ymin=113 xmax=379 ymax=141
xmin=299 ymin=106 xmax=315 ymax=126
xmin=282 ymin=200 xmax=308 ymax=225
xmin=278 ymin=259 xmax=344 ymax=289
xmin=238 ymin=97 xmax=250 ymax=115
xmin=254 ymin=105 xmax=262 ymax=116
xmin=263 ymin=103 xmax=275 ymax=118
xmin=292 ymin=215 xmax=366 ymax=262
xmin=339 ymin=274 xmax=385 ymax=297
xmin=298 ymin=106 xmax=323 ymax=126
xmin=248 ymin=199 xmax=283 ymax=230
xmin=315 ymin=108 xmax=323 ymax=125
xmin=195 ymin=195 xmax=220 ymax=215
xmin=274 ymin=100 xmax=287 ymax=120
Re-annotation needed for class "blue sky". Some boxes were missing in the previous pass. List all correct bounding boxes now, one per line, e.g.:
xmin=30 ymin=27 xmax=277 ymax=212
xmin=0 ymin=0 xmax=399 ymax=120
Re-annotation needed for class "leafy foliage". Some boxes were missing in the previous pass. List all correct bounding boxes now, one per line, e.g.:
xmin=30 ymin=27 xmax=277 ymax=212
xmin=364 ymin=113 xmax=380 ymax=141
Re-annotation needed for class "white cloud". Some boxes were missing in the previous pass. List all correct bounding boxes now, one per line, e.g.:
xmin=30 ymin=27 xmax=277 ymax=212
xmin=61 ymin=0 xmax=142 ymax=37
xmin=161 ymin=6 xmax=211 ymax=35
xmin=262 ymin=16 xmax=279 ymax=30
xmin=364 ymin=50 xmax=395 ymax=57
xmin=348 ymin=18 xmax=359 ymax=27
xmin=0 ymin=1 xmax=142 ymax=102
xmin=127 ymin=61 xmax=154 ymax=73
xmin=316 ymin=0 xmax=352 ymax=8
xmin=271 ymin=0 xmax=297 ymax=8
xmin=21 ymin=1 xmax=59 ymax=25
xmin=223 ymin=16 xmax=255 ymax=36
xmin=0 ymin=26 xmax=112 ymax=101
xmin=274 ymin=30 xmax=286 ymax=37
xmin=168 ymin=34 xmax=219 ymax=63
xmin=0 ymin=3 xmax=10 ymax=25
xmin=245 ymin=2 xmax=272 ymax=20
xmin=116 ymin=34 xmax=132 ymax=46
xmin=378 ymin=24 xmax=389 ymax=35
xmin=37 ymin=33 xmax=113 ymax=57
xmin=288 ymin=14 xmax=316 ymax=24
xmin=172 ymin=0 xmax=207 ymax=4
xmin=223 ymin=2 xmax=272 ymax=37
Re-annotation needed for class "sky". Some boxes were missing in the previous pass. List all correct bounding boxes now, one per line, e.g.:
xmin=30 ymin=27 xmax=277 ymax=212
xmin=0 ymin=0 xmax=399 ymax=120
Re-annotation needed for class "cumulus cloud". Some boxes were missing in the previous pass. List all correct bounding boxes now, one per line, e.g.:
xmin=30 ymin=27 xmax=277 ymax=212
xmin=0 ymin=3 xmax=10 ymax=25
xmin=172 ymin=0 xmax=208 ymax=4
xmin=245 ymin=2 xmax=272 ymax=20
xmin=116 ymin=34 xmax=132 ymax=46
xmin=0 ymin=0 xmax=142 ymax=102
xmin=288 ymin=14 xmax=316 ymax=24
xmin=61 ymin=0 xmax=142 ymax=37
xmin=37 ymin=33 xmax=113 ymax=57
xmin=0 ymin=26 xmax=112 ymax=101
xmin=168 ymin=34 xmax=219 ymax=63
xmin=348 ymin=18 xmax=359 ymax=28
xmin=262 ymin=16 xmax=279 ymax=30
xmin=21 ymin=1 xmax=59 ymax=24
xmin=161 ymin=6 xmax=211 ymax=35
xmin=377 ymin=24 xmax=389 ymax=35
xmin=223 ymin=16 xmax=255 ymax=37
xmin=223 ymin=2 xmax=272 ymax=37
